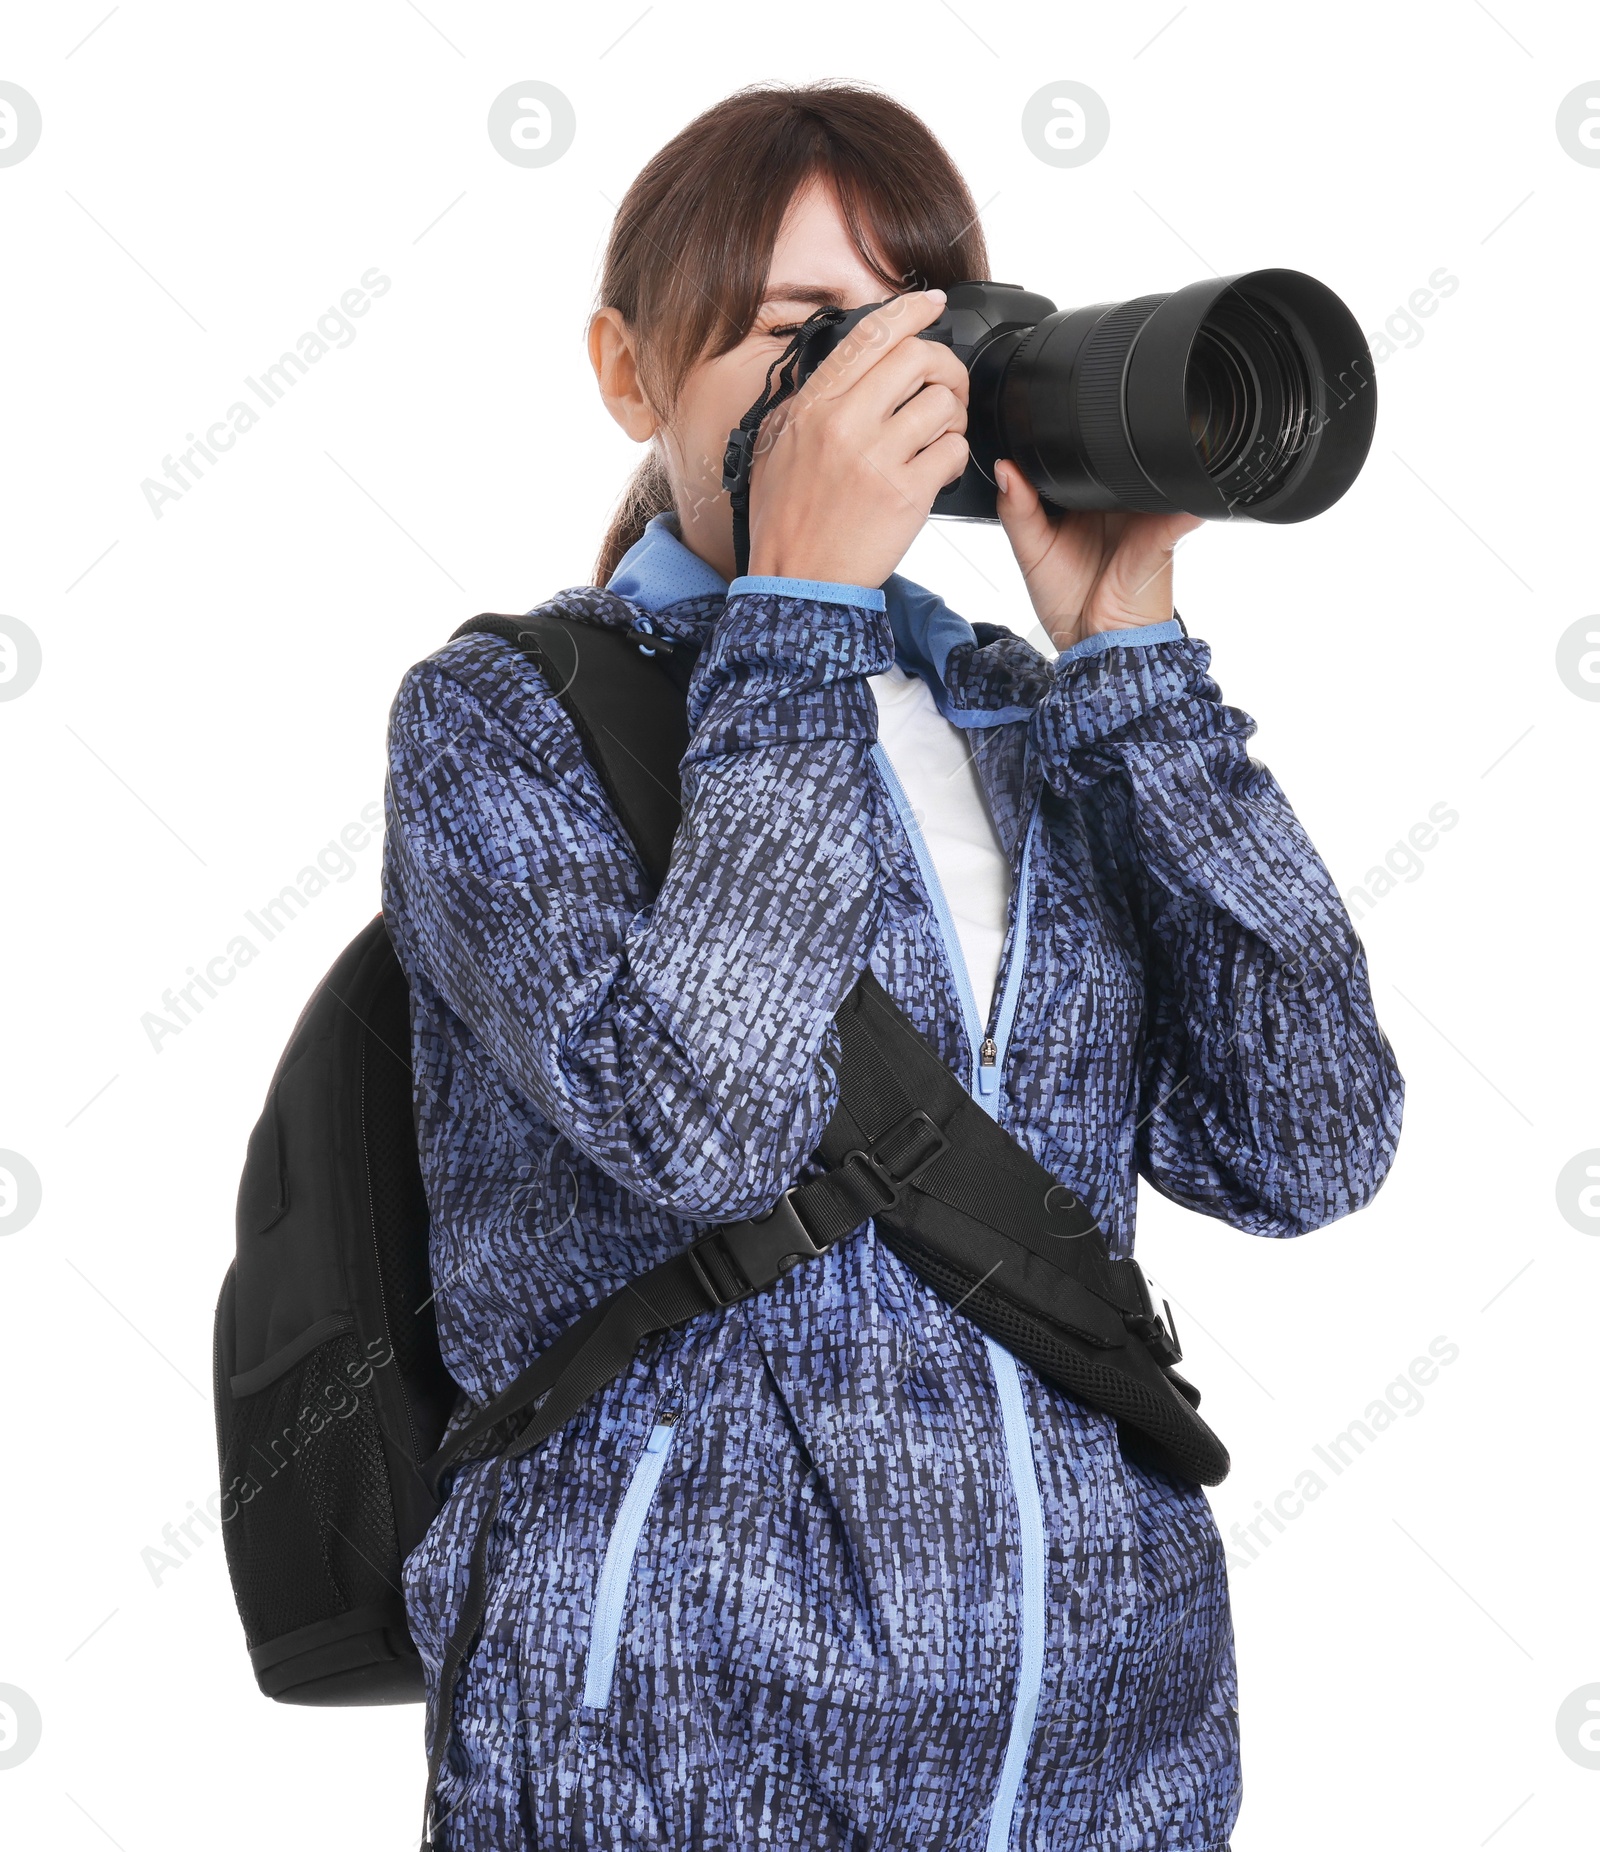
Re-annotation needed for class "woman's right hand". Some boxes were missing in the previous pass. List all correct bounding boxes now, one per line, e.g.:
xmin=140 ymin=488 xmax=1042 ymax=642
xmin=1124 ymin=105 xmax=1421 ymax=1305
xmin=744 ymin=289 xmax=969 ymax=590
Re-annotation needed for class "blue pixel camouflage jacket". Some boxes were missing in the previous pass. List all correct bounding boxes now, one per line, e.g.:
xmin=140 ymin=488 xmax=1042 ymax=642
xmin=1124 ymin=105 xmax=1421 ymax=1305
xmin=380 ymin=532 xmax=1403 ymax=1851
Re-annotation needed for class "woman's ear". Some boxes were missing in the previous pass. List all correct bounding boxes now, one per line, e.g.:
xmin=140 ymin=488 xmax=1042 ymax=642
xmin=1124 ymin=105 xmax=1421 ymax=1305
xmin=588 ymin=308 xmax=659 ymax=443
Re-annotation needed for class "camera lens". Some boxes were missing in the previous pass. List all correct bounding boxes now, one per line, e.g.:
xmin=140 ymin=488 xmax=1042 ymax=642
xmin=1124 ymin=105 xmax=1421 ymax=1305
xmin=1186 ymin=291 xmax=1317 ymax=508
xmin=1185 ymin=321 xmax=1257 ymax=480
xmin=989 ymin=269 xmax=1375 ymax=524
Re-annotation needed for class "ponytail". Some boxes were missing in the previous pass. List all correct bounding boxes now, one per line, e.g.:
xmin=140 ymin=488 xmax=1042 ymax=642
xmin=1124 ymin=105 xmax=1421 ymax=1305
xmin=594 ymin=442 xmax=676 ymax=588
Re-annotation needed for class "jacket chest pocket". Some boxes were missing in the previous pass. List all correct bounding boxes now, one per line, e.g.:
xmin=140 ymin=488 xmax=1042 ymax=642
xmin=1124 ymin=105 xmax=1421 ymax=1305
xmin=581 ymin=1418 xmax=679 ymax=1709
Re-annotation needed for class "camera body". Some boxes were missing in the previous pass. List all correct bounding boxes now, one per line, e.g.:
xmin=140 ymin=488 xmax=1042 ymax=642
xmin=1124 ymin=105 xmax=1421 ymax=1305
xmin=792 ymin=273 xmax=1378 ymax=526
xmin=813 ymin=281 xmax=1058 ymax=522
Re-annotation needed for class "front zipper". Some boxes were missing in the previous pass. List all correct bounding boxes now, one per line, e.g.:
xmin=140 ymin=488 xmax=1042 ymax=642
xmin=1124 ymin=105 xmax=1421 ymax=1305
xmin=870 ymin=742 xmax=1048 ymax=1850
xmin=582 ymin=1413 xmax=680 ymax=1710
xmin=869 ymin=744 xmax=1040 ymax=1110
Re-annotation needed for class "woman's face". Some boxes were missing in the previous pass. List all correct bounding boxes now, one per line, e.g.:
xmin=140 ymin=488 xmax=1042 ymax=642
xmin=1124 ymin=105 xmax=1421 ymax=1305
xmin=590 ymin=177 xmax=900 ymax=582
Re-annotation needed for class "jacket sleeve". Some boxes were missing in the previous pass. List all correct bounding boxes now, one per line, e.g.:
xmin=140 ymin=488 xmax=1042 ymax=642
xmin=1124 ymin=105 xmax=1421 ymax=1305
xmin=381 ymin=586 xmax=893 ymax=1222
xmin=1029 ymin=627 xmax=1404 ymax=1237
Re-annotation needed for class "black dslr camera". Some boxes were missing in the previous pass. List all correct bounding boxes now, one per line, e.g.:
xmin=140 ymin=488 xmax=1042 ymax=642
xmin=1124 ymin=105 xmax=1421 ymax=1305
xmin=728 ymin=271 xmax=1377 ymax=529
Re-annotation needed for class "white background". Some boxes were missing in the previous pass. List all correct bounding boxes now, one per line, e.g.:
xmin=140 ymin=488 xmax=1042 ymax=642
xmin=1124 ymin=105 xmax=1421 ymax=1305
xmin=2 ymin=2 xmax=1597 ymax=1847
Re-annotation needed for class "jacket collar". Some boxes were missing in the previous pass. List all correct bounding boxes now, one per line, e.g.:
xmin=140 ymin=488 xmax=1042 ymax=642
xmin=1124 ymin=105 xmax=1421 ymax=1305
xmin=604 ymin=510 xmax=729 ymax=616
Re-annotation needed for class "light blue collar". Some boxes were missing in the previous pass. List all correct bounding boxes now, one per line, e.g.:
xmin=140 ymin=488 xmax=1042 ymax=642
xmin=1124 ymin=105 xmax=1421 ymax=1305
xmin=605 ymin=510 xmax=729 ymax=610
xmin=606 ymin=511 xmax=985 ymax=721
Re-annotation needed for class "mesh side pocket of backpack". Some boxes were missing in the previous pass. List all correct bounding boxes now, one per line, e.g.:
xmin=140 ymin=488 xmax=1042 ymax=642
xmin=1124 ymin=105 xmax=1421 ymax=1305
xmin=877 ymin=1225 xmax=1230 ymax=1486
xmin=219 ymin=1330 xmax=404 ymax=1652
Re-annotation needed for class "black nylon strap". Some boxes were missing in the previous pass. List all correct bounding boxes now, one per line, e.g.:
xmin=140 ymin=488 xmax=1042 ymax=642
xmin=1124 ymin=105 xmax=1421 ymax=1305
xmin=454 ymin=612 xmax=690 ymax=890
xmin=422 ymin=1112 xmax=942 ymax=1495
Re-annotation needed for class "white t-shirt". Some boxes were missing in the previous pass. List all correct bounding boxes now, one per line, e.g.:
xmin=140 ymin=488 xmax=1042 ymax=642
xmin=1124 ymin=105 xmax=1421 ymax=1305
xmin=868 ymin=662 xmax=1011 ymax=1023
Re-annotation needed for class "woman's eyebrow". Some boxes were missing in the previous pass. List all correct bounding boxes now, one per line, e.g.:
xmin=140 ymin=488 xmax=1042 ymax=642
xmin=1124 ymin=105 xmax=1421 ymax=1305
xmin=759 ymin=284 xmax=849 ymax=308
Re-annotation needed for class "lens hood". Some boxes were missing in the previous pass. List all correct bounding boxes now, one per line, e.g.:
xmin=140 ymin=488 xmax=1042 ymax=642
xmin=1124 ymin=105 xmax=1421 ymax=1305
xmin=1118 ymin=268 xmax=1377 ymax=522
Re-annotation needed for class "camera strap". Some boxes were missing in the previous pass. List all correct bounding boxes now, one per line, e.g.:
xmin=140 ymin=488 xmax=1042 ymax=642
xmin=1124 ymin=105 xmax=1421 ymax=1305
xmin=720 ymin=305 xmax=846 ymax=578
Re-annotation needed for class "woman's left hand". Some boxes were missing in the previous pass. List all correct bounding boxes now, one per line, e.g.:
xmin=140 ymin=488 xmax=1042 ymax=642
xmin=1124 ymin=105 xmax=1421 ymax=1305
xmin=993 ymin=458 xmax=1203 ymax=652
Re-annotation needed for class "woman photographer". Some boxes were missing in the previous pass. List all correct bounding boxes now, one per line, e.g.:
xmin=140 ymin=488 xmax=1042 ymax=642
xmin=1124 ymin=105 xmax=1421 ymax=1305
xmin=382 ymin=81 xmax=1403 ymax=1852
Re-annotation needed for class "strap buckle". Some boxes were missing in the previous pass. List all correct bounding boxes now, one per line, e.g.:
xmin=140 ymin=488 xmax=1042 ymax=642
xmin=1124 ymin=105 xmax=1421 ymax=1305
xmin=687 ymin=1189 xmax=832 ymax=1308
xmin=842 ymin=1109 xmax=948 ymax=1212
xmin=721 ymin=428 xmax=756 ymax=503
xmin=1125 ymin=1298 xmax=1184 ymax=1367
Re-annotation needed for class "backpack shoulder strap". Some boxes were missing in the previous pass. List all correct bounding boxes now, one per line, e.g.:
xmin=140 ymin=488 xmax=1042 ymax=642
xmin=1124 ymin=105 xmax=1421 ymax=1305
xmin=451 ymin=605 xmax=690 ymax=891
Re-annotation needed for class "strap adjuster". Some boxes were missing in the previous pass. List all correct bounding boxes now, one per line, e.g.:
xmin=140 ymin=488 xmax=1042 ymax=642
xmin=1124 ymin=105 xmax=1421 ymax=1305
xmin=842 ymin=1109 xmax=948 ymax=1211
xmin=721 ymin=428 xmax=756 ymax=500
xmin=687 ymin=1189 xmax=832 ymax=1308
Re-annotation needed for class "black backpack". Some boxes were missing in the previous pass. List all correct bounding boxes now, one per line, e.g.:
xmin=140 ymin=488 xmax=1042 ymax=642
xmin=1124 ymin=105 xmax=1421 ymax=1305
xmin=213 ymin=601 xmax=1226 ymax=1727
xmin=212 ymin=908 xmax=447 ymax=1703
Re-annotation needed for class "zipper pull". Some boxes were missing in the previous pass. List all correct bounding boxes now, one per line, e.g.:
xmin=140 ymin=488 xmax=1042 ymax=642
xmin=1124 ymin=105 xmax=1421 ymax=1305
xmin=978 ymin=1036 xmax=999 ymax=1096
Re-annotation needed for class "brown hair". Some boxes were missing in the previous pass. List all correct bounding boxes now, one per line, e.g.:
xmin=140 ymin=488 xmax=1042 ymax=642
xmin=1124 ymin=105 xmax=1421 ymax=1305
xmin=592 ymin=82 xmax=990 ymax=585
